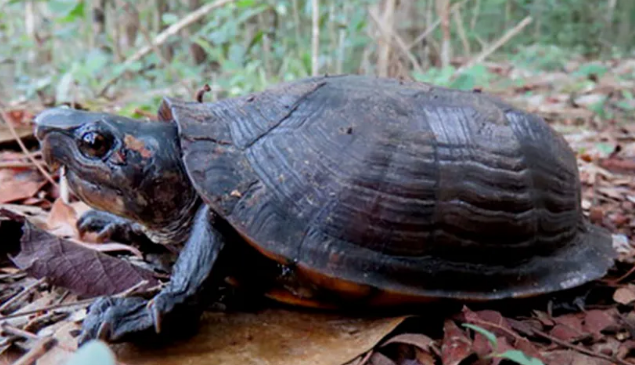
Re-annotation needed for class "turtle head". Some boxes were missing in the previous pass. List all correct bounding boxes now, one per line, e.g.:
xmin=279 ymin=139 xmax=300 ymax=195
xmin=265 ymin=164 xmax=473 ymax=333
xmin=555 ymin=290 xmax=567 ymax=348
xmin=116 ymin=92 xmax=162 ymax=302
xmin=34 ymin=107 xmax=198 ymax=231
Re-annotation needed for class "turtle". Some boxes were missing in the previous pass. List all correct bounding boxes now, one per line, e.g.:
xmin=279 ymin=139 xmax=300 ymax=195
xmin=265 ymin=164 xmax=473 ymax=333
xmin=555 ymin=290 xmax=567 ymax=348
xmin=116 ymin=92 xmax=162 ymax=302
xmin=34 ymin=74 xmax=616 ymax=343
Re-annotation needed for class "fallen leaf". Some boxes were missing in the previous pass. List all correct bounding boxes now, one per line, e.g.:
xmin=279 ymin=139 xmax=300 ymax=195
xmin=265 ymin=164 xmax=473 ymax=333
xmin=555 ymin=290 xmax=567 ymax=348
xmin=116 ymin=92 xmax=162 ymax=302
xmin=413 ymin=349 xmax=436 ymax=365
xmin=613 ymin=284 xmax=635 ymax=304
xmin=583 ymin=309 xmax=618 ymax=339
xmin=542 ymin=349 xmax=612 ymax=365
xmin=550 ymin=314 xmax=587 ymax=342
xmin=114 ymin=309 xmax=405 ymax=365
xmin=0 ymin=169 xmax=46 ymax=204
xmin=46 ymin=198 xmax=79 ymax=238
xmin=369 ymin=352 xmax=397 ymax=365
xmin=2 ymin=209 xmax=159 ymax=297
xmin=441 ymin=320 xmax=472 ymax=365
xmin=0 ymin=122 xmax=33 ymax=145
xmin=599 ymin=157 xmax=635 ymax=174
xmin=381 ymin=333 xmax=435 ymax=352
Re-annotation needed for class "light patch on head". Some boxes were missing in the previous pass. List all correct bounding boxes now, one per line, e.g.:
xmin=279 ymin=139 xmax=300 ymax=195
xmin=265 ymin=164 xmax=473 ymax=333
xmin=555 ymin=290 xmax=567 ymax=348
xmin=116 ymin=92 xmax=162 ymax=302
xmin=124 ymin=134 xmax=153 ymax=158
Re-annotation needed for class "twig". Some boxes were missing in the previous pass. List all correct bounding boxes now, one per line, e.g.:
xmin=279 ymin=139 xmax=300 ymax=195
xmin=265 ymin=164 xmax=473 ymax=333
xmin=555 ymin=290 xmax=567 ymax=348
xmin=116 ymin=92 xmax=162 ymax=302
xmin=122 ymin=0 xmax=170 ymax=69
xmin=375 ymin=0 xmax=396 ymax=77
xmin=98 ymin=0 xmax=237 ymax=96
xmin=0 ymin=278 xmax=46 ymax=312
xmin=466 ymin=318 xmax=524 ymax=343
xmin=453 ymin=7 xmax=471 ymax=56
xmin=457 ymin=16 xmax=532 ymax=73
xmin=531 ymin=327 xmax=634 ymax=365
xmin=406 ymin=0 xmax=473 ymax=51
xmin=470 ymin=0 xmax=481 ymax=30
xmin=0 ymin=299 xmax=95 ymax=323
xmin=12 ymin=337 xmax=57 ymax=365
xmin=0 ymin=108 xmax=58 ymax=187
xmin=0 ymin=161 xmax=36 ymax=168
xmin=0 ymin=281 xmax=160 ymax=323
xmin=368 ymin=7 xmax=424 ymax=75
xmin=311 ymin=0 xmax=320 ymax=76
xmin=1 ymin=323 xmax=39 ymax=340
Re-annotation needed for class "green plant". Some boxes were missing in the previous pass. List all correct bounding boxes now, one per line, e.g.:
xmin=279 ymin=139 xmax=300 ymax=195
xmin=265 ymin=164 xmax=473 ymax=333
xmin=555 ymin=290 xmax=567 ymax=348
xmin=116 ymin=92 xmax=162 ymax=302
xmin=462 ymin=323 xmax=545 ymax=365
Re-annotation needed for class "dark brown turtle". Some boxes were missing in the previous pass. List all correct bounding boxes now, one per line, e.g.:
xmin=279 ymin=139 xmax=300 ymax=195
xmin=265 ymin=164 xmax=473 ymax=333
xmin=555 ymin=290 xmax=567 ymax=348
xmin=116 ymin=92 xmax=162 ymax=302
xmin=34 ymin=75 xmax=616 ymax=343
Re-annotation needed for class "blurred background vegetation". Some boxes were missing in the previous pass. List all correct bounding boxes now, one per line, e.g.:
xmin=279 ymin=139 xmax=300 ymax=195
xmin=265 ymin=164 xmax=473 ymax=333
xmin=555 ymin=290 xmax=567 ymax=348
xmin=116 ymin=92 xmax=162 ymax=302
xmin=0 ymin=0 xmax=633 ymax=116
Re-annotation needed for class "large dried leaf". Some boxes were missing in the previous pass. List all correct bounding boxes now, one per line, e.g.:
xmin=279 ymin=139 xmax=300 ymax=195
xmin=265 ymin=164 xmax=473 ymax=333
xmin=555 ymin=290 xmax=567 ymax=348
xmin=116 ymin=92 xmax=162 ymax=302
xmin=441 ymin=320 xmax=472 ymax=365
xmin=0 ymin=169 xmax=46 ymax=204
xmin=114 ymin=309 xmax=405 ymax=365
xmin=0 ymin=122 xmax=33 ymax=145
xmin=1 ymin=209 xmax=159 ymax=297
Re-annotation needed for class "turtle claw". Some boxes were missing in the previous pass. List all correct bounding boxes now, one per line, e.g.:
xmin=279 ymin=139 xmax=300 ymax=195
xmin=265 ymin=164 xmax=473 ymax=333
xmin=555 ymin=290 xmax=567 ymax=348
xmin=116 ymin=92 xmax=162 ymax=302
xmin=80 ymin=296 xmax=154 ymax=344
xmin=79 ymin=294 xmax=193 ymax=344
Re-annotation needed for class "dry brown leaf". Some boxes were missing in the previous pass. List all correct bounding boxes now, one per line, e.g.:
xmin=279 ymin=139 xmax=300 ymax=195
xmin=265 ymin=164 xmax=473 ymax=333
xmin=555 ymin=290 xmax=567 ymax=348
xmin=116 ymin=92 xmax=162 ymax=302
xmin=2 ymin=210 xmax=159 ymax=297
xmin=46 ymin=198 xmax=80 ymax=238
xmin=542 ymin=349 xmax=613 ymax=365
xmin=550 ymin=314 xmax=587 ymax=342
xmin=583 ymin=309 xmax=618 ymax=338
xmin=0 ymin=169 xmax=46 ymax=204
xmin=380 ymin=333 xmax=435 ymax=352
xmin=441 ymin=320 xmax=472 ymax=365
xmin=0 ymin=122 xmax=33 ymax=145
xmin=114 ymin=309 xmax=405 ymax=365
xmin=613 ymin=284 xmax=635 ymax=305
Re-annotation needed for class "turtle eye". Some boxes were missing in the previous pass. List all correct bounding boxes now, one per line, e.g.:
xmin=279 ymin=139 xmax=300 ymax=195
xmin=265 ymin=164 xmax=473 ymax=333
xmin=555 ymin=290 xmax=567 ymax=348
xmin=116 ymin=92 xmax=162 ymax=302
xmin=78 ymin=131 xmax=113 ymax=159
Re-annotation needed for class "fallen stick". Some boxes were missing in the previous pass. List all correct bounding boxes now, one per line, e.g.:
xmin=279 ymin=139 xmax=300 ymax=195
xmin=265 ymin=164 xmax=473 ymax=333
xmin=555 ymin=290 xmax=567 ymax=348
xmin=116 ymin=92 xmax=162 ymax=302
xmin=98 ymin=0 xmax=237 ymax=96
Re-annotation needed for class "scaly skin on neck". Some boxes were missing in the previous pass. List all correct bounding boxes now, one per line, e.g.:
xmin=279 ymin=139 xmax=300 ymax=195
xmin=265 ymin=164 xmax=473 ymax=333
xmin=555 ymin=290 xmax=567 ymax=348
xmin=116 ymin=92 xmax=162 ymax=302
xmin=34 ymin=107 xmax=200 ymax=247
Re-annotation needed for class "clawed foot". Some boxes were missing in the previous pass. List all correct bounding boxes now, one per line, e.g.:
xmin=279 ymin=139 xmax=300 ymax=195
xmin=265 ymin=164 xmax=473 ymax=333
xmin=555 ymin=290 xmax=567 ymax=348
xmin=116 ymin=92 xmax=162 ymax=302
xmin=79 ymin=294 xmax=195 ymax=344
xmin=77 ymin=210 xmax=144 ymax=244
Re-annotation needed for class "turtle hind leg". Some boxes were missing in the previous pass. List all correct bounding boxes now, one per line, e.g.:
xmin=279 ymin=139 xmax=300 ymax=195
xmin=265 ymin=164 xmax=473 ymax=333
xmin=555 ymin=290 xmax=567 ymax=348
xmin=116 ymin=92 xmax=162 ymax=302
xmin=79 ymin=205 xmax=225 ymax=344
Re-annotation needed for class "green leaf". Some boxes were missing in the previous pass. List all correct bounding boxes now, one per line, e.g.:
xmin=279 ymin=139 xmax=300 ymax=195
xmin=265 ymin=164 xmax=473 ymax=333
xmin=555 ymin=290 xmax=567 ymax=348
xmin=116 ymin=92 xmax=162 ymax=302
xmin=573 ymin=63 xmax=608 ymax=79
xmin=57 ymin=1 xmax=85 ymax=23
xmin=48 ymin=0 xmax=80 ymax=16
xmin=161 ymin=13 xmax=179 ymax=25
xmin=462 ymin=324 xmax=498 ymax=348
xmin=496 ymin=350 xmax=544 ymax=365
xmin=236 ymin=0 xmax=255 ymax=8
xmin=450 ymin=73 xmax=475 ymax=90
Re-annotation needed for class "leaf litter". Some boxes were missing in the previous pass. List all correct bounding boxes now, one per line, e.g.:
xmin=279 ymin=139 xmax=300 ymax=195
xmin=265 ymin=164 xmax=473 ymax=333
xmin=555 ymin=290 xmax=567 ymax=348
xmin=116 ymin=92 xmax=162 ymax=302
xmin=0 ymin=59 xmax=634 ymax=365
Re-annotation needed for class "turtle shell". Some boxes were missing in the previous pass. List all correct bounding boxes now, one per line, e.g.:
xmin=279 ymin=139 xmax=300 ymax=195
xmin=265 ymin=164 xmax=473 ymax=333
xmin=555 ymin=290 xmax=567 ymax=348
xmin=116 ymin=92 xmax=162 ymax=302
xmin=160 ymin=75 xmax=615 ymax=301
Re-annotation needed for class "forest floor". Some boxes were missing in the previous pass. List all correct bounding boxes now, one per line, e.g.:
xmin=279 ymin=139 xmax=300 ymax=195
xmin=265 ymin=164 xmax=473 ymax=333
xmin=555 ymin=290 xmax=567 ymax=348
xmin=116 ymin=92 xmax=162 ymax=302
xmin=0 ymin=58 xmax=634 ymax=365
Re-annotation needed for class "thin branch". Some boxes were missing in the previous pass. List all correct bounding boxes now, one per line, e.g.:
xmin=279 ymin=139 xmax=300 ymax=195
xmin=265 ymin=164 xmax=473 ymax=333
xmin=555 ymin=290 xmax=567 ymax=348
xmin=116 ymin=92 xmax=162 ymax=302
xmin=98 ymin=0 xmax=237 ymax=96
xmin=0 ymin=278 xmax=46 ymax=312
xmin=368 ymin=8 xmax=424 ymax=75
xmin=453 ymin=7 xmax=471 ymax=56
xmin=532 ymin=327 xmax=635 ymax=365
xmin=376 ymin=0 xmax=396 ymax=77
xmin=12 ymin=337 xmax=57 ymax=365
xmin=407 ymin=0 xmax=473 ymax=51
xmin=0 ymin=109 xmax=58 ymax=188
xmin=457 ymin=16 xmax=532 ymax=73
xmin=311 ymin=0 xmax=320 ymax=76
xmin=122 ymin=0 xmax=170 ymax=69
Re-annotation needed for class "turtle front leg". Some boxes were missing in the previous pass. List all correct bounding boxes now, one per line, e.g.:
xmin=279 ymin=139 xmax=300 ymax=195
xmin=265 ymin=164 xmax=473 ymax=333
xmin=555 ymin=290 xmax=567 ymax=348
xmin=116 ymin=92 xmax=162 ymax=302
xmin=77 ymin=210 xmax=147 ymax=244
xmin=79 ymin=205 xmax=225 ymax=343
